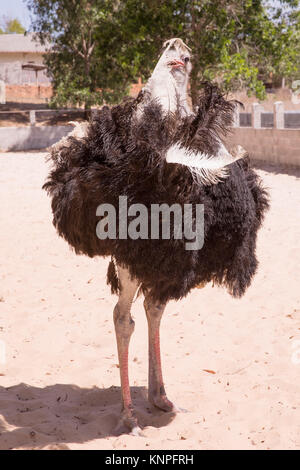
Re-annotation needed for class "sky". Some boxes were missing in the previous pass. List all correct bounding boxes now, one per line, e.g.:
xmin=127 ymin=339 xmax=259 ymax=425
xmin=0 ymin=0 xmax=33 ymax=30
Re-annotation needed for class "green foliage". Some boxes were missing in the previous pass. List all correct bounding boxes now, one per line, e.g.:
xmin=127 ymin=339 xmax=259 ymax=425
xmin=0 ymin=17 xmax=25 ymax=34
xmin=5 ymin=19 xmax=26 ymax=34
xmin=107 ymin=0 xmax=299 ymax=101
xmin=27 ymin=0 xmax=135 ymax=108
xmin=26 ymin=0 xmax=300 ymax=108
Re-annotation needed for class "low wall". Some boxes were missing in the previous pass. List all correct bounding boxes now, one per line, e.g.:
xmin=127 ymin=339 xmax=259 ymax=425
xmin=0 ymin=125 xmax=73 ymax=151
xmin=0 ymin=124 xmax=299 ymax=166
xmin=5 ymin=84 xmax=52 ymax=104
xmin=227 ymin=128 xmax=300 ymax=166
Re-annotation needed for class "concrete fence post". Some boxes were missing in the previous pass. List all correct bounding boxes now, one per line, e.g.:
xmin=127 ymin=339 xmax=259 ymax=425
xmin=29 ymin=110 xmax=36 ymax=126
xmin=252 ymin=103 xmax=263 ymax=128
xmin=274 ymin=101 xmax=284 ymax=129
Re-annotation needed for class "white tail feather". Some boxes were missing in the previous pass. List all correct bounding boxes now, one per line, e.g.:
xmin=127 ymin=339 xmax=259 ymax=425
xmin=166 ymin=143 xmax=244 ymax=185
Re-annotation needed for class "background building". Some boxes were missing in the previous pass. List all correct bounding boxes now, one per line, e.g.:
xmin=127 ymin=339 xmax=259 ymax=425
xmin=0 ymin=33 xmax=52 ymax=104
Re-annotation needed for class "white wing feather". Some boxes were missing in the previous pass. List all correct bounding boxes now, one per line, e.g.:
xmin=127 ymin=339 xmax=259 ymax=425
xmin=166 ymin=143 xmax=245 ymax=185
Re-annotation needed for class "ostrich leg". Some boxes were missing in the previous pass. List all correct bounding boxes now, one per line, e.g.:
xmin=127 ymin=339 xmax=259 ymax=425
xmin=113 ymin=265 xmax=140 ymax=434
xmin=144 ymin=293 xmax=174 ymax=411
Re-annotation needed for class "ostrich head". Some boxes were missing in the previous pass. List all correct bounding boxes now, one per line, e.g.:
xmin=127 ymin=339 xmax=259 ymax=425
xmin=143 ymin=38 xmax=192 ymax=116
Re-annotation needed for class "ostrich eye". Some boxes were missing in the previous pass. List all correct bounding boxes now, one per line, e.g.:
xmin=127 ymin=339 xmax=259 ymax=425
xmin=184 ymin=57 xmax=190 ymax=63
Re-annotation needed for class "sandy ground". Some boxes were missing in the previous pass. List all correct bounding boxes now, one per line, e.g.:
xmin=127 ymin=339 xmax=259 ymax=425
xmin=0 ymin=152 xmax=299 ymax=450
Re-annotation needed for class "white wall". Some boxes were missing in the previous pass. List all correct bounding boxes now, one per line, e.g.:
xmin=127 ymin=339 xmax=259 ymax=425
xmin=0 ymin=125 xmax=73 ymax=151
xmin=227 ymin=128 xmax=300 ymax=166
xmin=0 ymin=52 xmax=49 ymax=84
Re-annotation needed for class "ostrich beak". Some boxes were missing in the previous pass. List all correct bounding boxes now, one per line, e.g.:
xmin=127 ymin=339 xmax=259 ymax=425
xmin=168 ymin=59 xmax=185 ymax=68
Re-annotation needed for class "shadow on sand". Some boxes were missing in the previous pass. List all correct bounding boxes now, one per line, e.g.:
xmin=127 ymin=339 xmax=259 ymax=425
xmin=0 ymin=383 xmax=176 ymax=449
xmin=253 ymin=160 xmax=300 ymax=178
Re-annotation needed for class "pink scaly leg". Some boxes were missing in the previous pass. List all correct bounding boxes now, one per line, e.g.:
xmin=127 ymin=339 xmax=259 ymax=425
xmin=113 ymin=265 xmax=141 ymax=435
xmin=144 ymin=293 xmax=175 ymax=412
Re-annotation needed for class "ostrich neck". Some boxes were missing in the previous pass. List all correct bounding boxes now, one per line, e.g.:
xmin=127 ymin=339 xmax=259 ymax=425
xmin=143 ymin=66 xmax=192 ymax=117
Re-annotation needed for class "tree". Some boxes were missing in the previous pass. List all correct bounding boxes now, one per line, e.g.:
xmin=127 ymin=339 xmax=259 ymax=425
xmin=112 ymin=0 xmax=300 ymax=102
xmin=27 ymin=0 xmax=127 ymax=109
xmin=27 ymin=0 xmax=300 ymax=108
xmin=263 ymin=0 xmax=300 ymax=87
xmin=0 ymin=17 xmax=25 ymax=34
xmin=5 ymin=18 xmax=26 ymax=34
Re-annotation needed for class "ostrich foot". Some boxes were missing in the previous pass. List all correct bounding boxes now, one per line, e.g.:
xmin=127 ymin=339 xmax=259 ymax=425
xmin=130 ymin=426 xmax=144 ymax=437
xmin=149 ymin=394 xmax=174 ymax=411
xmin=115 ymin=410 xmax=144 ymax=436
xmin=149 ymin=394 xmax=187 ymax=413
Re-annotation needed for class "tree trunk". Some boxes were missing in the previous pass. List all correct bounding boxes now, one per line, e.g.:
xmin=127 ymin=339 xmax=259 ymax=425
xmin=84 ymin=55 xmax=91 ymax=119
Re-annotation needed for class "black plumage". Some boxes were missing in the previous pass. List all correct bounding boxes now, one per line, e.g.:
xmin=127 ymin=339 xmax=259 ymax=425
xmin=43 ymin=83 xmax=269 ymax=303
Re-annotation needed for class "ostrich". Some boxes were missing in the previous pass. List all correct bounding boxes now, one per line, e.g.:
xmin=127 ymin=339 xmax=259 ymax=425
xmin=43 ymin=38 xmax=269 ymax=435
